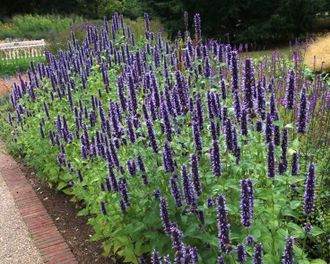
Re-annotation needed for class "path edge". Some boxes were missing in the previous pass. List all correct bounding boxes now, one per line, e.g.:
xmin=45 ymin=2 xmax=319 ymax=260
xmin=0 ymin=150 xmax=78 ymax=264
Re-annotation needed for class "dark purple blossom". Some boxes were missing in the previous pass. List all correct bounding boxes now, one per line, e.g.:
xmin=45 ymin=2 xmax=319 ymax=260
xmin=210 ymin=139 xmax=221 ymax=177
xmin=267 ymin=142 xmax=275 ymax=178
xmin=285 ymin=69 xmax=296 ymax=110
xmin=146 ymin=119 xmax=159 ymax=153
xmin=127 ymin=160 xmax=137 ymax=176
xmin=240 ymin=179 xmax=254 ymax=227
xmin=181 ymin=165 xmax=197 ymax=210
xmin=170 ymin=224 xmax=183 ymax=251
xmin=207 ymin=196 xmax=214 ymax=208
xmin=217 ymin=195 xmax=231 ymax=253
xmin=265 ymin=113 xmax=273 ymax=144
xmin=151 ymin=250 xmax=161 ymax=264
xmin=230 ymin=51 xmax=239 ymax=93
xmin=194 ymin=13 xmax=201 ymax=42
xmin=282 ymin=237 xmax=295 ymax=264
xmin=237 ymin=243 xmax=247 ymax=263
xmin=192 ymin=117 xmax=202 ymax=151
xmin=241 ymin=108 xmax=248 ymax=136
xmin=170 ymin=175 xmax=182 ymax=207
xmin=246 ymin=235 xmax=254 ymax=245
xmin=270 ymin=93 xmax=279 ymax=121
xmin=274 ymin=126 xmax=281 ymax=146
xmin=163 ymin=142 xmax=175 ymax=173
xmin=191 ymin=154 xmax=202 ymax=195
xmin=291 ymin=153 xmax=299 ymax=176
xmin=160 ymin=197 xmax=171 ymax=234
xmin=100 ymin=201 xmax=107 ymax=215
xmin=253 ymin=243 xmax=263 ymax=264
xmin=217 ymin=256 xmax=225 ymax=264
xmin=304 ymin=222 xmax=312 ymax=233
xmin=297 ymin=88 xmax=309 ymax=134
xmin=303 ymin=163 xmax=316 ymax=215
xmin=242 ymin=58 xmax=255 ymax=113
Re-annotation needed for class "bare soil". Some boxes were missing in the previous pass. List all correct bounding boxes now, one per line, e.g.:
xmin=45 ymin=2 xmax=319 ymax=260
xmin=16 ymin=161 xmax=117 ymax=264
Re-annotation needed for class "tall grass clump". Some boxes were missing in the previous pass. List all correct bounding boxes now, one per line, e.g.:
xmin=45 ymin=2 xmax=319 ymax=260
xmin=1 ymin=12 xmax=329 ymax=264
xmin=304 ymin=34 xmax=330 ymax=72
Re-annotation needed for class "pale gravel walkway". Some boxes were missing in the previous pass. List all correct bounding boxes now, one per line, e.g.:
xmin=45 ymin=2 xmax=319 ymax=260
xmin=0 ymin=171 xmax=44 ymax=264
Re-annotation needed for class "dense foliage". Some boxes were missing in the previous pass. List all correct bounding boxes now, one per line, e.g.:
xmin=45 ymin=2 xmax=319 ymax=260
xmin=1 ymin=0 xmax=329 ymax=43
xmin=4 ymin=13 xmax=330 ymax=263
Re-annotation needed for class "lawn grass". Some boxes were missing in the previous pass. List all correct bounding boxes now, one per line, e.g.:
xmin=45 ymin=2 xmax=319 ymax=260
xmin=0 ymin=57 xmax=46 ymax=77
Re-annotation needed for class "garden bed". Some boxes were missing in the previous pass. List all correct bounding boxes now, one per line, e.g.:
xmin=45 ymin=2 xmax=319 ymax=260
xmin=13 ymin=157 xmax=117 ymax=264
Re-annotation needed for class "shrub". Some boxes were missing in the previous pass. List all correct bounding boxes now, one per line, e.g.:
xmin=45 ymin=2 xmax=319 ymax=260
xmin=3 ymin=13 xmax=329 ymax=264
xmin=0 ymin=14 xmax=83 ymax=40
xmin=304 ymin=34 xmax=330 ymax=72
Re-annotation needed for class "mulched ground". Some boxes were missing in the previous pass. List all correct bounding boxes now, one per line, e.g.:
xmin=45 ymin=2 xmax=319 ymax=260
xmin=16 ymin=161 xmax=117 ymax=264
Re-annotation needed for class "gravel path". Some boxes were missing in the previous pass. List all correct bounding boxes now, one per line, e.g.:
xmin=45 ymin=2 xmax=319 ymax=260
xmin=0 ymin=171 xmax=44 ymax=264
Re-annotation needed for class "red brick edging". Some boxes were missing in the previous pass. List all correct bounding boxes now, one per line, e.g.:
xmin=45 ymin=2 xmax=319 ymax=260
xmin=0 ymin=152 xmax=78 ymax=264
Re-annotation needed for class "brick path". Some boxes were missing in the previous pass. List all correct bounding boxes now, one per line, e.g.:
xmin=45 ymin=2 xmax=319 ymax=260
xmin=0 ymin=144 xmax=78 ymax=264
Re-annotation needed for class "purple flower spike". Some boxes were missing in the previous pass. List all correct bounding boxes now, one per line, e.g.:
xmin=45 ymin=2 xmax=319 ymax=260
xmin=237 ymin=243 xmax=247 ymax=263
xmin=270 ymin=93 xmax=279 ymax=121
xmin=216 ymin=194 xmax=231 ymax=253
xmin=170 ymin=175 xmax=182 ymax=207
xmin=265 ymin=113 xmax=273 ymax=144
xmin=191 ymin=154 xmax=202 ymax=195
xmin=100 ymin=201 xmax=107 ymax=215
xmin=240 ymin=179 xmax=254 ymax=227
xmin=303 ymin=163 xmax=316 ymax=215
xmin=241 ymin=108 xmax=248 ymax=136
xmin=217 ymin=256 xmax=225 ymax=264
xmin=163 ymin=255 xmax=171 ymax=264
xmin=151 ymin=249 xmax=161 ymax=264
xmin=285 ymin=69 xmax=296 ymax=110
xmin=246 ymin=235 xmax=254 ymax=245
xmin=181 ymin=165 xmax=197 ymax=210
xmin=194 ymin=13 xmax=201 ymax=42
xmin=230 ymin=51 xmax=239 ymax=93
xmin=253 ymin=243 xmax=263 ymax=264
xmin=204 ymin=197 xmax=213 ymax=210
xmin=282 ymin=237 xmax=295 ymax=264
xmin=267 ymin=142 xmax=275 ymax=178
xmin=304 ymin=222 xmax=312 ymax=233
xmin=126 ymin=115 xmax=136 ymax=143
xmin=233 ymin=91 xmax=242 ymax=123
xmin=242 ymin=58 xmax=255 ymax=113
xmin=146 ymin=119 xmax=159 ymax=153
xmin=160 ymin=197 xmax=171 ymax=234
xmin=291 ymin=153 xmax=299 ymax=176
xmin=192 ymin=117 xmax=202 ymax=151
xmin=297 ymin=88 xmax=309 ymax=134
xmin=210 ymin=139 xmax=221 ymax=177
xmin=163 ymin=142 xmax=175 ymax=173
xmin=170 ymin=225 xmax=183 ymax=251
xmin=274 ymin=126 xmax=281 ymax=146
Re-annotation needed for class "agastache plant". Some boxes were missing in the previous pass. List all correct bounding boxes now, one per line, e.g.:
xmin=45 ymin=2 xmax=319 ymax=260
xmin=217 ymin=194 xmax=231 ymax=253
xmin=303 ymin=163 xmax=316 ymax=215
xmin=7 ymin=12 xmax=328 ymax=264
xmin=240 ymin=179 xmax=254 ymax=227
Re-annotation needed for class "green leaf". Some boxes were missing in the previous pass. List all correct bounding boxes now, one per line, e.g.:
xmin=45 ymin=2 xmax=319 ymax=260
xmin=310 ymin=259 xmax=328 ymax=264
xmin=77 ymin=208 xmax=89 ymax=216
xmin=57 ymin=181 xmax=68 ymax=190
xmin=285 ymin=123 xmax=295 ymax=129
xmin=289 ymin=200 xmax=301 ymax=209
xmin=310 ymin=226 xmax=324 ymax=236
